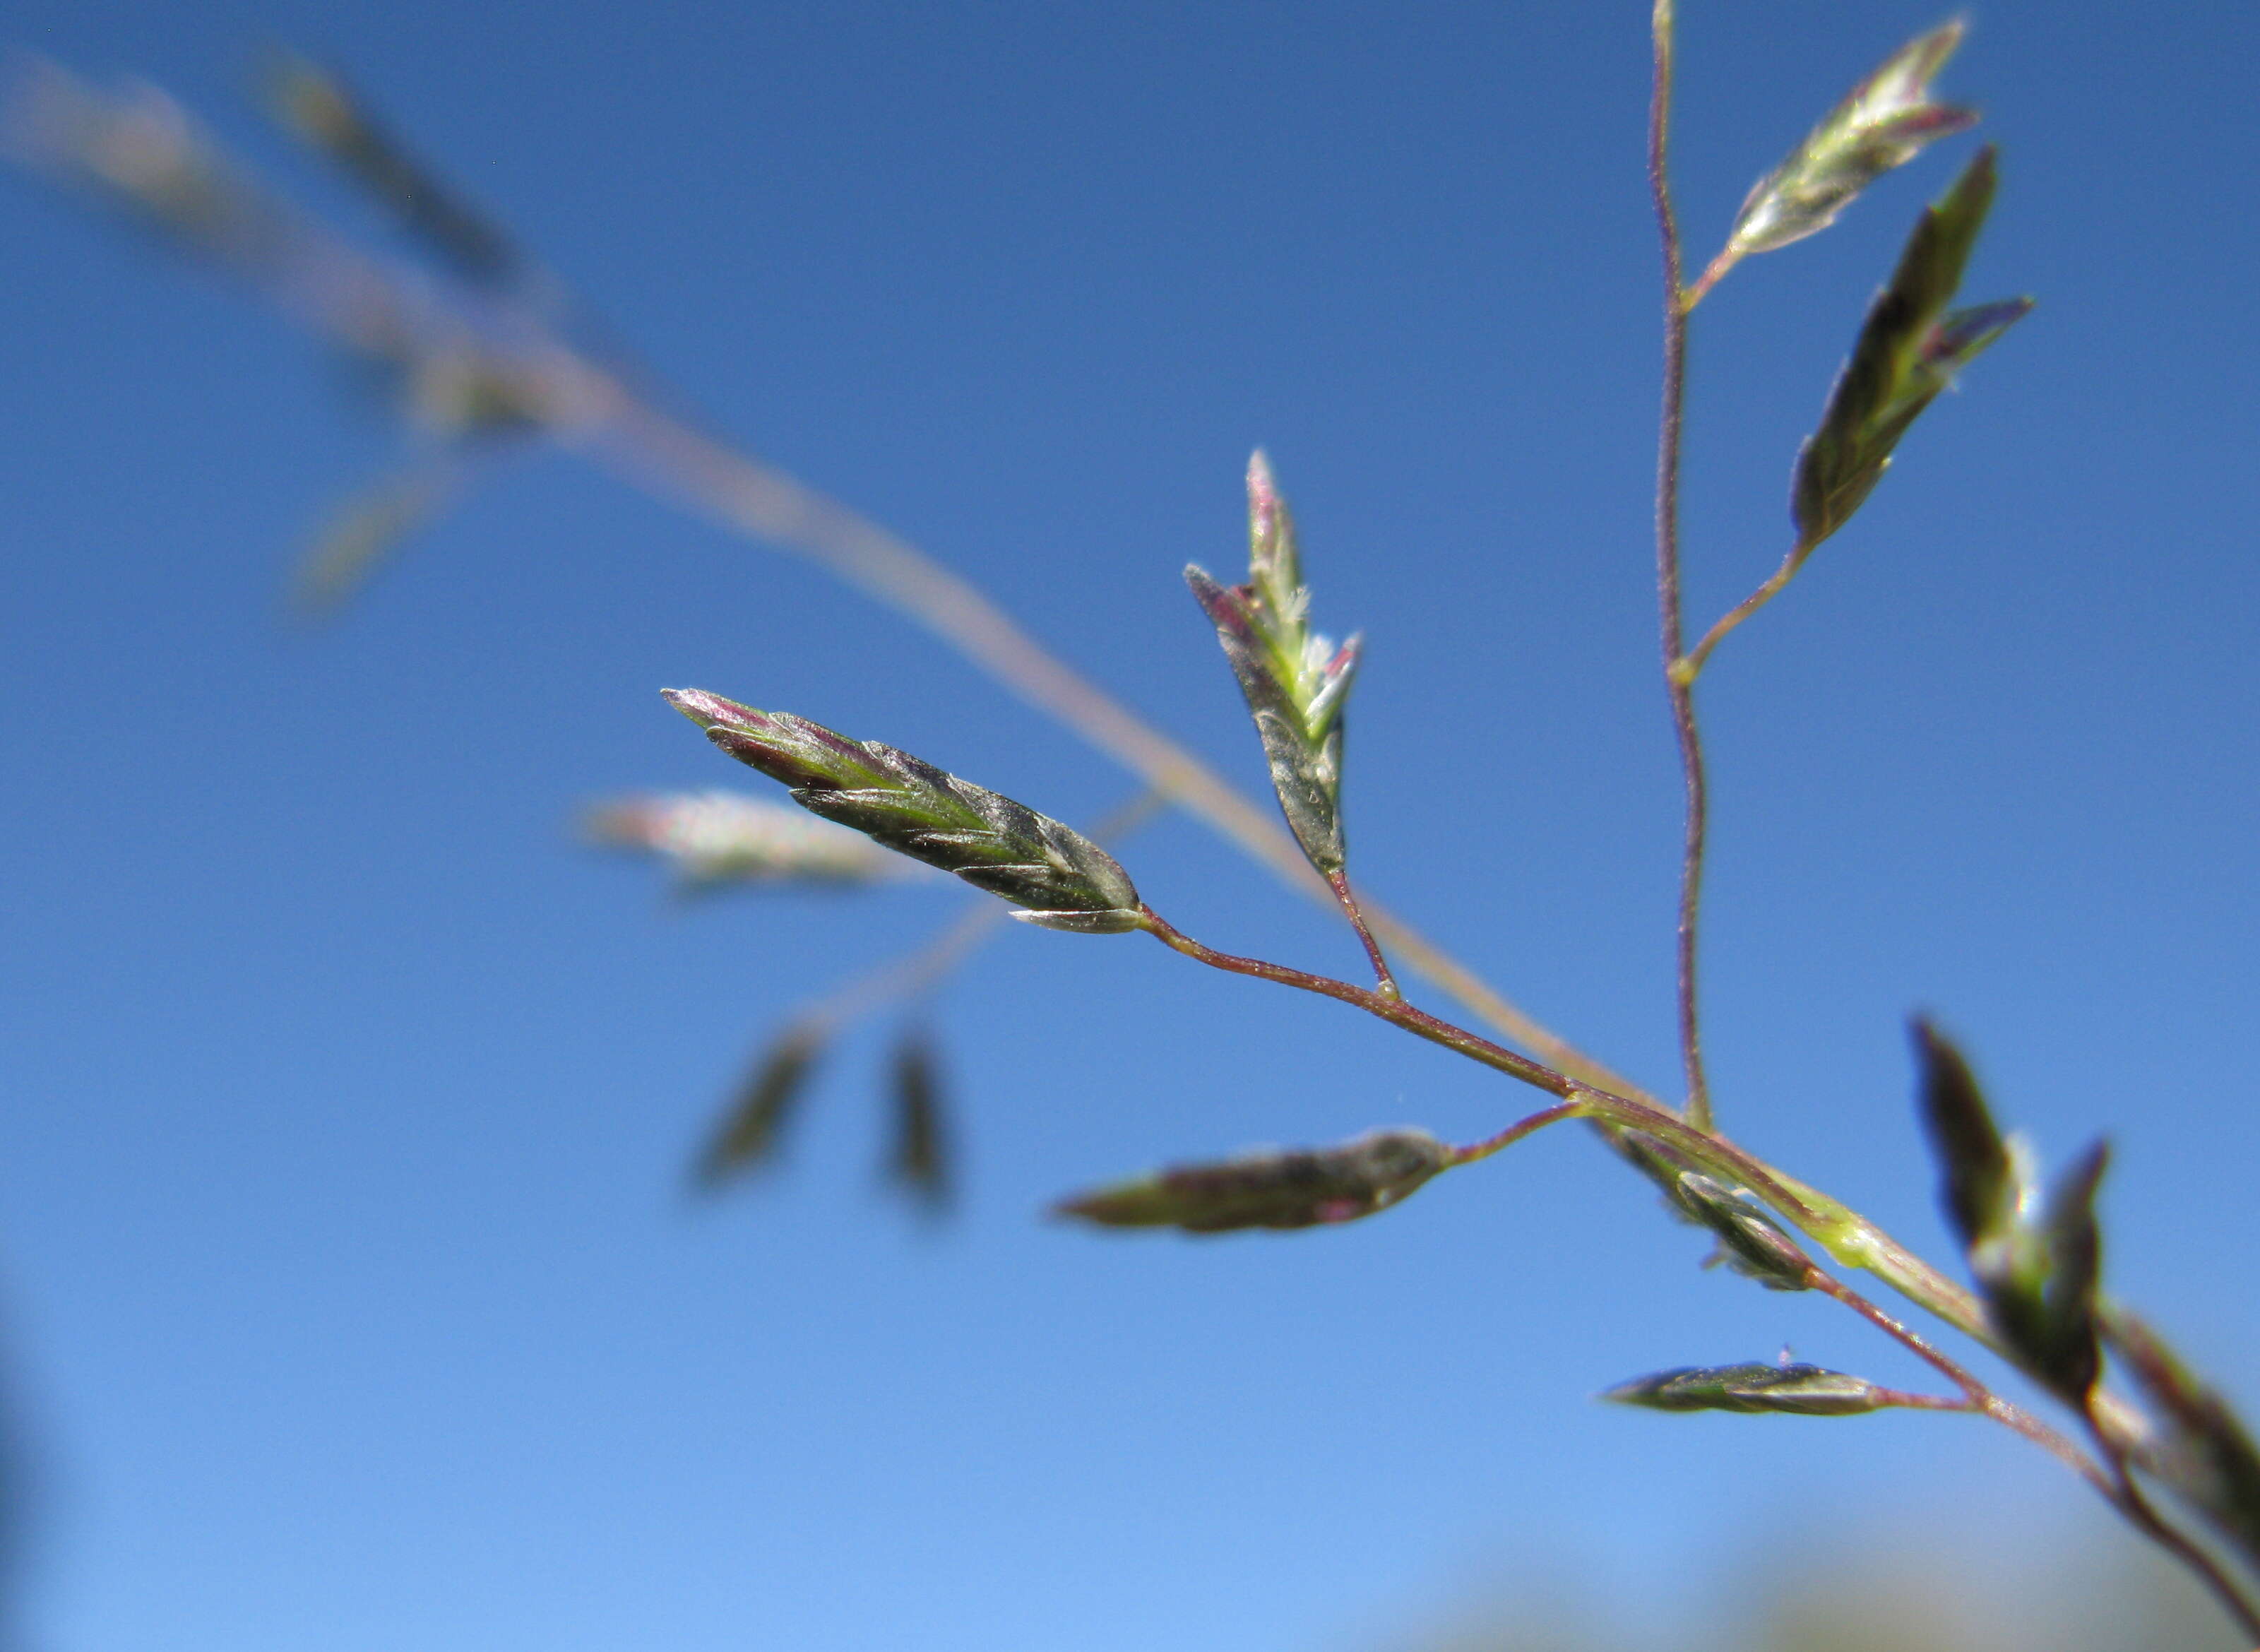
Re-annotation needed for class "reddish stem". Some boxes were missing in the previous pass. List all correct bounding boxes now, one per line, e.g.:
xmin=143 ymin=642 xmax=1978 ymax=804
xmin=1328 ymin=869 xmax=1401 ymax=999
xmin=1646 ymin=0 xmax=1715 ymax=1134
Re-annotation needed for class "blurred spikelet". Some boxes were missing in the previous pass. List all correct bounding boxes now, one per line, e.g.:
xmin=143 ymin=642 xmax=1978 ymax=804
xmin=585 ymin=790 xmax=900 ymax=892
xmin=264 ymin=51 xmax=523 ymax=289
xmin=886 ymin=1030 xmax=952 ymax=1213
xmin=692 ymin=1021 xmax=828 ymax=1191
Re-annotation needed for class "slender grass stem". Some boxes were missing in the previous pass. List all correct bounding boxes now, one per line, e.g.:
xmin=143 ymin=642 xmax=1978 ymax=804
xmin=1448 ymin=1101 xmax=1587 ymax=1165
xmin=1138 ymin=905 xmax=1566 ymax=1092
xmin=1682 ymin=249 xmax=1737 ymax=311
xmin=1328 ymin=869 xmax=1401 ymax=999
xmin=1678 ymin=538 xmax=1818 ymax=684
xmin=1646 ymin=0 xmax=1715 ymax=1134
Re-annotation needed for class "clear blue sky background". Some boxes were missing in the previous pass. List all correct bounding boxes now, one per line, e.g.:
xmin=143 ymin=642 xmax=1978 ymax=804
xmin=2 ymin=3 xmax=2256 ymax=1648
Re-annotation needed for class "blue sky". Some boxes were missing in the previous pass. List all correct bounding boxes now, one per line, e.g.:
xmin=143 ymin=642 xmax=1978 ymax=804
xmin=2 ymin=2 xmax=2256 ymax=1648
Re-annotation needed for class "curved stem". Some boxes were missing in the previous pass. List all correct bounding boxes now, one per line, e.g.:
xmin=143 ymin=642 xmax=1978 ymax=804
xmin=1647 ymin=0 xmax=1714 ymax=1134
xmin=1449 ymin=1100 xmax=1587 ymax=1165
xmin=1679 ymin=538 xmax=1816 ymax=684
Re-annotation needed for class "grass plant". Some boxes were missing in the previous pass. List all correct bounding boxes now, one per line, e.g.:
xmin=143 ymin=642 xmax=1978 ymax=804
xmin=11 ymin=8 xmax=2257 ymax=1641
